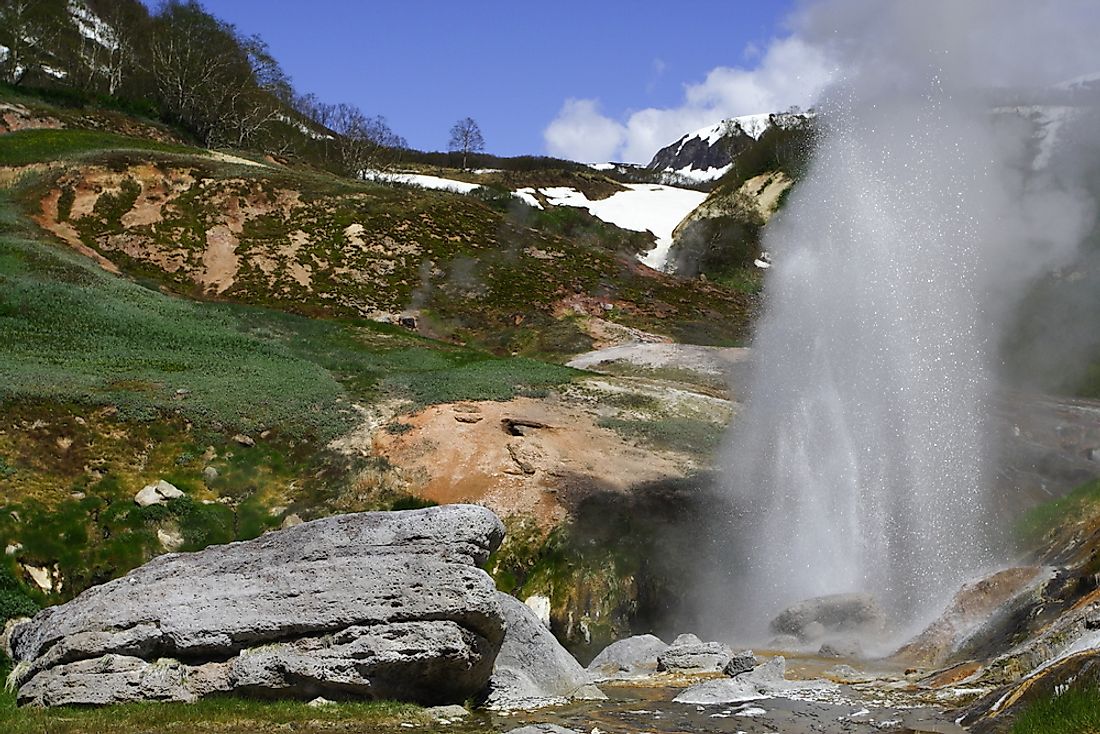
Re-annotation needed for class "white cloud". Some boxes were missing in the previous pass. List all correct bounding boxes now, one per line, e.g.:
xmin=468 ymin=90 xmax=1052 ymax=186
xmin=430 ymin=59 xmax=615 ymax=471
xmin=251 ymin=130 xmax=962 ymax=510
xmin=544 ymin=99 xmax=627 ymax=163
xmin=543 ymin=36 xmax=835 ymax=164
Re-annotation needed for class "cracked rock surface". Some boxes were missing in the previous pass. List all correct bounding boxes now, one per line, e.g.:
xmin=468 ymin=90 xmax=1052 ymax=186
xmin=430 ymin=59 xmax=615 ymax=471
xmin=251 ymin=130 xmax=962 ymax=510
xmin=10 ymin=504 xmax=506 ymax=707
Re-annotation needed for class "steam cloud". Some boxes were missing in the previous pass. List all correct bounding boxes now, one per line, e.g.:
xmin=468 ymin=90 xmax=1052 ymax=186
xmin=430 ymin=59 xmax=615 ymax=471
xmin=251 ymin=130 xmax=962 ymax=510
xmin=703 ymin=0 xmax=1100 ymax=644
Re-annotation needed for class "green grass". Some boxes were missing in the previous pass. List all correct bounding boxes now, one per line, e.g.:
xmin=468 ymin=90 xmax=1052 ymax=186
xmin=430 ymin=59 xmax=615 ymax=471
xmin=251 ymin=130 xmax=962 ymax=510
xmin=0 ymin=691 xmax=475 ymax=734
xmin=1015 ymin=478 xmax=1100 ymax=547
xmin=1012 ymin=686 xmax=1100 ymax=734
xmin=0 ymin=129 xmax=193 ymax=166
xmin=597 ymin=416 xmax=725 ymax=457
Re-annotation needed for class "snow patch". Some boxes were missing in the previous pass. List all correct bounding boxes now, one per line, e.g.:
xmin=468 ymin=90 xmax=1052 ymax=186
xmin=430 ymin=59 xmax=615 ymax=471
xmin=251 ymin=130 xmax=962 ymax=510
xmin=513 ymin=188 xmax=543 ymax=209
xmin=362 ymin=170 xmax=483 ymax=194
xmin=538 ymin=184 xmax=706 ymax=270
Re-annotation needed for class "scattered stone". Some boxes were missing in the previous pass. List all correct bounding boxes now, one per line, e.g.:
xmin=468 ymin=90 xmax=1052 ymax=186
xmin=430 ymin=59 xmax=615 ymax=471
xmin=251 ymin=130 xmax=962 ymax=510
xmin=202 ymin=466 xmax=219 ymax=483
xmin=134 ymin=480 xmax=184 ymax=507
xmin=202 ymin=446 xmax=217 ymax=461
xmin=308 ymin=697 xmax=334 ymax=707
xmin=260 ymin=430 xmax=272 ymax=440
xmin=587 ymin=634 xmax=669 ymax=682
xmin=670 ymin=633 xmax=703 ymax=646
xmin=280 ymin=513 xmax=303 ymax=529
xmin=233 ymin=434 xmax=256 ymax=447
xmin=770 ymin=593 xmax=886 ymax=641
xmin=10 ymin=505 xmax=507 ymax=707
xmin=70 ymin=491 xmax=85 ymax=500
xmin=525 ymin=595 xmax=551 ymax=628
xmin=5 ymin=543 xmax=21 ymax=556
xmin=455 ymin=414 xmax=483 ymax=424
xmin=723 ymin=650 xmax=758 ymax=678
xmin=483 ymin=592 xmax=605 ymax=710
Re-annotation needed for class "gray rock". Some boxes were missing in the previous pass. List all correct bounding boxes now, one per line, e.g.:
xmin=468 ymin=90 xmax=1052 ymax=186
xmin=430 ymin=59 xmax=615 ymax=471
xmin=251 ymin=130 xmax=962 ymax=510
xmin=586 ymin=634 xmax=669 ymax=681
xmin=670 ymin=632 xmax=703 ymax=646
xmin=657 ymin=640 xmax=733 ymax=673
xmin=484 ymin=593 xmax=605 ymax=710
xmin=11 ymin=505 xmax=506 ymax=707
xmin=818 ymin=640 xmax=862 ymax=659
xmin=723 ymin=650 xmax=758 ymax=677
xmin=425 ymin=704 xmax=469 ymax=721
xmin=202 ymin=466 xmax=219 ymax=483
xmin=674 ymin=655 xmax=837 ymax=705
xmin=770 ymin=593 xmax=886 ymax=641
xmin=504 ymin=726 xmax=582 ymax=734
xmin=133 ymin=480 xmax=183 ymax=507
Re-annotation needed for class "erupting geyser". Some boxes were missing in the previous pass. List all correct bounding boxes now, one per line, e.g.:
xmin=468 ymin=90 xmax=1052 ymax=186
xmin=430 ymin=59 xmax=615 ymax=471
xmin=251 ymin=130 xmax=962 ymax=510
xmin=715 ymin=0 xmax=1100 ymax=641
xmin=723 ymin=83 xmax=997 ymax=633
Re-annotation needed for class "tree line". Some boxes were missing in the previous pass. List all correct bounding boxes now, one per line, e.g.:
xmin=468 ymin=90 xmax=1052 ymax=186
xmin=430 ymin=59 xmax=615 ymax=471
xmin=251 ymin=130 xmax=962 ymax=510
xmin=0 ymin=0 xmax=415 ymax=173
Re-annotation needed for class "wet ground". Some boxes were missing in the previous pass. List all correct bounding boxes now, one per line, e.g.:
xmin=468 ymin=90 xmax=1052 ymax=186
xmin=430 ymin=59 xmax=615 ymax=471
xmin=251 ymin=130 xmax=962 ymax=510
xmin=489 ymin=678 xmax=967 ymax=734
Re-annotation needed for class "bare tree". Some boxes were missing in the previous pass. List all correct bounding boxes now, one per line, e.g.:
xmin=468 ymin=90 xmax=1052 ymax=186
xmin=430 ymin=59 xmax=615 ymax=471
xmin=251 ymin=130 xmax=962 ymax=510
xmin=448 ymin=117 xmax=485 ymax=170
xmin=0 ymin=0 xmax=71 ymax=86
xmin=331 ymin=103 xmax=406 ymax=176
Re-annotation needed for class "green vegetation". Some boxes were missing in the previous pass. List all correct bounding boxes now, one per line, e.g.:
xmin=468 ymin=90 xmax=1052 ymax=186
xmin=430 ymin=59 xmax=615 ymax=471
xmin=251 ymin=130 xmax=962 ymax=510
xmin=1015 ymin=478 xmax=1100 ymax=547
xmin=598 ymin=416 xmax=724 ymax=458
xmin=0 ymin=129 xmax=191 ymax=166
xmin=0 ymin=692 xmax=474 ymax=734
xmin=1011 ymin=686 xmax=1100 ymax=734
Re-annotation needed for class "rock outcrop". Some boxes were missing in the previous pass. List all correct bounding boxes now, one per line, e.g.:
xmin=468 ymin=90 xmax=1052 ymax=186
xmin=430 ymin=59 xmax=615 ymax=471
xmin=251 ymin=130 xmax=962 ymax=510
xmin=770 ymin=592 xmax=886 ymax=642
xmin=10 ymin=505 xmax=506 ymax=707
xmin=484 ymin=593 xmax=605 ymax=710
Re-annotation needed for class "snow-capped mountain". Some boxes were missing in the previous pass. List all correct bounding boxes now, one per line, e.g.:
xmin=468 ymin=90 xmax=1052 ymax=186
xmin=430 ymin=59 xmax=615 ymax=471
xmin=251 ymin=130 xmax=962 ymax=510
xmin=647 ymin=112 xmax=813 ymax=183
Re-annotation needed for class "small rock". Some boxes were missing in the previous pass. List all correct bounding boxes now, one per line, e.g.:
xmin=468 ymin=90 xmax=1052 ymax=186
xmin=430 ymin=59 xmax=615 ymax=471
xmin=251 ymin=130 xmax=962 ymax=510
xmin=202 ymin=446 xmax=217 ymax=461
xmin=455 ymin=414 xmax=483 ymax=424
xmin=202 ymin=466 xmax=219 ymax=483
xmin=5 ymin=543 xmax=22 ymax=556
xmin=723 ymin=650 xmax=758 ymax=678
xmin=281 ymin=513 xmax=303 ymax=529
xmin=260 ymin=430 xmax=272 ymax=440
xmin=233 ymin=434 xmax=256 ymax=447
xmin=70 ymin=492 xmax=85 ymax=500
xmin=307 ymin=696 xmax=334 ymax=707
xmin=74 ymin=417 xmax=86 ymax=426
xmin=134 ymin=480 xmax=184 ymax=507
xmin=425 ymin=704 xmax=468 ymax=721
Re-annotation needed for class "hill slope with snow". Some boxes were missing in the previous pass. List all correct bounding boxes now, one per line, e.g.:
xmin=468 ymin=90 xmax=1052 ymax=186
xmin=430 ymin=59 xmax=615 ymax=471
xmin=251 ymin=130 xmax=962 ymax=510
xmin=647 ymin=112 xmax=813 ymax=183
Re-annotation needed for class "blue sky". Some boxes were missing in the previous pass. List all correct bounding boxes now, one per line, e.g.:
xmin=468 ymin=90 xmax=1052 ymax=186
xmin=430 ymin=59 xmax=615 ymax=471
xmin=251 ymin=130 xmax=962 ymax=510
xmin=193 ymin=0 xmax=823 ymax=162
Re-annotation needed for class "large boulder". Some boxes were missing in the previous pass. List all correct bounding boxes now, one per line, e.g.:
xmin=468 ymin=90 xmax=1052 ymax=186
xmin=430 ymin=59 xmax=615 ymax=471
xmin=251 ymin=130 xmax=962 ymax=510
xmin=483 ymin=593 xmax=605 ymax=710
xmin=10 ymin=505 xmax=507 ymax=707
xmin=770 ymin=593 xmax=886 ymax=642
xmin=657 ymin=634 xmax=734 ymax=674
xmin=586 ymin=634 xmax=669 ymax=681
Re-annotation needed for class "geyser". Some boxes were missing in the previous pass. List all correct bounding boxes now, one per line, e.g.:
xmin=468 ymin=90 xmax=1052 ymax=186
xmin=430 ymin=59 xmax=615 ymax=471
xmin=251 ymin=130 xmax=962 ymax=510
xmin=715 ymin=0 xmax=1100 ymax=640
